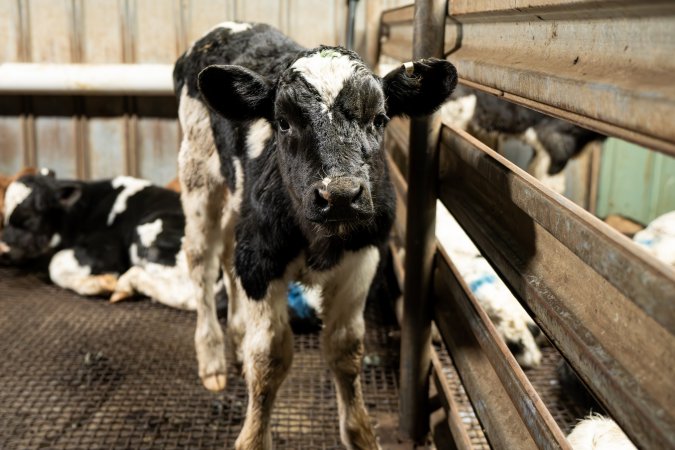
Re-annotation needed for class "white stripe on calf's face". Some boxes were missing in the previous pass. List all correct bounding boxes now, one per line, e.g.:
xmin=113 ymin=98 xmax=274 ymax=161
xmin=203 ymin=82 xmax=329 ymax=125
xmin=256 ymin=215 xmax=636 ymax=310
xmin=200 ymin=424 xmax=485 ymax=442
xmin=4 ymin=182 xmax=32 ymax=225
xmin=292 ymin=51 xmax=366 ymax=109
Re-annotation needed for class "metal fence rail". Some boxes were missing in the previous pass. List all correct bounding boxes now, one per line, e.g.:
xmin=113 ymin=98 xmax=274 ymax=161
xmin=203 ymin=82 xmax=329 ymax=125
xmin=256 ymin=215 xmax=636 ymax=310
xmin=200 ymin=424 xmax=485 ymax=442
xmin=384 ymin=1 xmax=675 ymax=449
xmin=381 ymin=1 xmax=675 ymax=156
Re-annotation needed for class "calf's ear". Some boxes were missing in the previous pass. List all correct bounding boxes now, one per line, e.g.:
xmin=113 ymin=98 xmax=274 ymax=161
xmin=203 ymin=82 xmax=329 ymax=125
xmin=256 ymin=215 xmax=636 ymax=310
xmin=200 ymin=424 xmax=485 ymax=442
xmin=198 ymin=65 xmax=274 ymax=121
xmin=382 ymin=58 xmax=457 ymax=117
xmin=56 ymin=183 xmax=82 ymax=209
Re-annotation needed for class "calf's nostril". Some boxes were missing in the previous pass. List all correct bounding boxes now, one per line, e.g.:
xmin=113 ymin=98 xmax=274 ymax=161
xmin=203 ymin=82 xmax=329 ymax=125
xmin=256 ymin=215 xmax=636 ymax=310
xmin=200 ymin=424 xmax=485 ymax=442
xmin=350 ymin=185 xmax=364 ymax=204
xmin=315 ymin=189 xmax=330 ymax=208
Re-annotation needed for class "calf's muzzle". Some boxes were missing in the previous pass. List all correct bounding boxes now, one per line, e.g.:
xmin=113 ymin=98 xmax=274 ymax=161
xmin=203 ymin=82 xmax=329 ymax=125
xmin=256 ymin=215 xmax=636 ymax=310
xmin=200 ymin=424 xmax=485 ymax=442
xmin=305 ymin=176 xmax=374 ymax=223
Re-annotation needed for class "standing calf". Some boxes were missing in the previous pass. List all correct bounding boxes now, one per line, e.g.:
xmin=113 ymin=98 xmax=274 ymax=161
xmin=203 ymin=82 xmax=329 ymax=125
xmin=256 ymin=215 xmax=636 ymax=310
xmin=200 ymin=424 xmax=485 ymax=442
xmin=174 ymin=22 xmax=456 ymax=449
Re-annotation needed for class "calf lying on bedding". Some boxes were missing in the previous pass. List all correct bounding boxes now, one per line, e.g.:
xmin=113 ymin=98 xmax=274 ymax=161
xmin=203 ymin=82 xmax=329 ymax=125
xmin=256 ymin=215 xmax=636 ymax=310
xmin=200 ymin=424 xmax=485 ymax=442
xmin=0 ymin=167 xmax=37 ymax=244
xmin=174 ymin=21 xmax=456 ymax=449
xmin=1 ymin=172 xmax=206 ymax=310
xmin=1 ymin=172 xmax=321 ymax=331
xmin=435 ymin=204 xmax=546 ymax=368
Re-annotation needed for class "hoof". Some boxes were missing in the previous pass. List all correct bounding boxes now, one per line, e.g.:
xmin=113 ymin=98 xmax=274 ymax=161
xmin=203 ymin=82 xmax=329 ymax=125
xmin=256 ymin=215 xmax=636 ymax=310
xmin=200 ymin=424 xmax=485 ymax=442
xmin=97 ymin=274 xmax=118 ymax=293
xmin=202 ymin=373 xmax=227 ymax=392
xmin=110 ymin=290 xmax=133 ymax=303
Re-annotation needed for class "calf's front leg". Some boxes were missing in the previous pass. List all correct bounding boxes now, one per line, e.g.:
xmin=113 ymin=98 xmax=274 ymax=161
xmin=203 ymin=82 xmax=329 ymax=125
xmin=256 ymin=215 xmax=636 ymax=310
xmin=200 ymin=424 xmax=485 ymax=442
xmin=234 ymin=279 xmax=293 ymax=450
xmin=320 ymin=246 xmax=381 ymax=450
xmin=49 ymin=248 xmax=118 ymax=295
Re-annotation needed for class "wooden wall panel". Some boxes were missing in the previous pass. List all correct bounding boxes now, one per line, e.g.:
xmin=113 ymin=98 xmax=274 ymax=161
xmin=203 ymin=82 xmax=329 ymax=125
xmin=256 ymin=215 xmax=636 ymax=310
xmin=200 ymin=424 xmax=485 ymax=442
xmin=80 ymin=0 xmax=127 ymax=179
xmin=135 ymin=119 xmax=180 ymax=185
xmin=0 ymin=2 xmax=26 ymax=176
xmin=27 ymin=0 xmax=74 ymax=63
xmin=135 ymin=97 xmax=179 ymax=185
xmin=183 ymin=0 xmax=233 ymax=45
xmin=133 ymin=0 xmax=181 ymax=63
xmin=0 ymin=0 xmax=21 ymax=62
xmin=288 ymin=0 xmax=337 ymax=47
xmin=132 ymin=0 xmax=181 ymax=185
xmin=0 ymin=96 xmax=26 ymax=175
xmin=0 ymin=0 xmax=380 ymax=181
xmin=80 ymin=0 xmax=125 ymax=63
xmin=28 ymin=0 xmax=79 ymax=178
xmin=236 ymin=0 xmax=283 ymax=30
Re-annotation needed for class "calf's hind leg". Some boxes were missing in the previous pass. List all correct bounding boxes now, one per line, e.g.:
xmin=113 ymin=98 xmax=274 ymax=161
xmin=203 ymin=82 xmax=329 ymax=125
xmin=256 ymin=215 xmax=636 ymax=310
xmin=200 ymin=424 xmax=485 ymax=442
xmin=179 ymin=145 xmax=227 ymax=392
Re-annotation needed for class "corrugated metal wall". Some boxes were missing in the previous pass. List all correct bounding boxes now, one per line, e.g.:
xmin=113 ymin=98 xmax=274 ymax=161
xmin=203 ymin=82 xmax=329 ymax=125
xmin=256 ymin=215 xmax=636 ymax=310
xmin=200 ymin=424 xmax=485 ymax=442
xmin=0 ymin=0 xmax=412 ymax=184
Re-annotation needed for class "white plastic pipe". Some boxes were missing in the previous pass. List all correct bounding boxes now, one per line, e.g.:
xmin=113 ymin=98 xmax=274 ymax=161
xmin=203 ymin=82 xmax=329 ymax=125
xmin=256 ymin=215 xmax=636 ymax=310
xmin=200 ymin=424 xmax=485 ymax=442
xmin=0 ymin=63 xmax=174 ymax=95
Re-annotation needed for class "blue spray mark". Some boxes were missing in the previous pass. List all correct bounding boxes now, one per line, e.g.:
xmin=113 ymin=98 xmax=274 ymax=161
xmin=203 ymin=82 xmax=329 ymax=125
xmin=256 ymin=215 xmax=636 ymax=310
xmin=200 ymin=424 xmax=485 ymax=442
xmin=468 ymin=274 xmax=497 ymax=293
xmin=288 ymin=282 xmax=314 ymax=319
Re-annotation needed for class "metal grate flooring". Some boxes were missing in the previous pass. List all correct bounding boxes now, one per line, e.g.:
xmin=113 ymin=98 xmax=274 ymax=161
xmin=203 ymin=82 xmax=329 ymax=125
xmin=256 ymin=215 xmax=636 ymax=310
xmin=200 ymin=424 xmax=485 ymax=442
xmin=0 ymin=267 xmax=400 ymax=450
xmin=434 ymin=342 xmax=590 ymax=448
xmin=0 ymin=267 xmax=589 ymax=449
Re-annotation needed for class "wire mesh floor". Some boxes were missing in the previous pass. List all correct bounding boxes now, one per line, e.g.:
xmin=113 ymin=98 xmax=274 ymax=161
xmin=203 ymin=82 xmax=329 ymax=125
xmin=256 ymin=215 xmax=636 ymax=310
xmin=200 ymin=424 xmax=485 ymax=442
xmin=434 ymin=342 xmax=590 ymax=448
xmin=0 ymin=267 xmax=590 ymax=449
xmin=0 ymin=267 xmax=400 ymax=450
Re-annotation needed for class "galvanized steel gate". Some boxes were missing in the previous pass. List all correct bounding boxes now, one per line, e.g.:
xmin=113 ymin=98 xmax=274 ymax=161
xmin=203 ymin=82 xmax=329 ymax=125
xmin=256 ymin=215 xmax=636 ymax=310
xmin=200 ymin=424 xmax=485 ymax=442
xmin=382 ymin=1 xmax=675 ymax=449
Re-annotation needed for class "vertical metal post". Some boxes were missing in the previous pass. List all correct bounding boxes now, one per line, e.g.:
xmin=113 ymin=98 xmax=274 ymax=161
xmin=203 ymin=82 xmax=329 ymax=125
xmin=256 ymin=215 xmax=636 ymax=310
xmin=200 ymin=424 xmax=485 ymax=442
xmin=399 ymin=0 xmax=447 ymax=442
xmin=345 ymin=0 xmax=359 ymax=51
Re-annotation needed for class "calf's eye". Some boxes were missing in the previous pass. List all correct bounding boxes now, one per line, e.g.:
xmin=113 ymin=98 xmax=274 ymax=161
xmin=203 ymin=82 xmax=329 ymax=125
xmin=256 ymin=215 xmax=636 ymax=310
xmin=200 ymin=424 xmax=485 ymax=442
xmin=373 ymin=113 xmax=389 ymax=129
xmin=277 ymin=118 xmax=290 ymax=132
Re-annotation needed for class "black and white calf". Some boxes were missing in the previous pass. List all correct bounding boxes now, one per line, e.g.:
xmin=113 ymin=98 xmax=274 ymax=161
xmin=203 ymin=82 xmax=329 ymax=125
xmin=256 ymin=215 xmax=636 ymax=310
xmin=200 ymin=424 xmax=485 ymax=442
xmin=1 ymin=173 xmax=199 ymax=310
xmin=432 ymin=83 xmax=603 ymax=193
xmin=174 ymin=22 xmax=456 ymax=449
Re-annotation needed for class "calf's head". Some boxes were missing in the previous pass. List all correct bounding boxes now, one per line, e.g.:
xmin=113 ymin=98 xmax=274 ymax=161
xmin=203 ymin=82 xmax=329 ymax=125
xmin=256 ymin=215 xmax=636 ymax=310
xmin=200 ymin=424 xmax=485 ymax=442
xmin=1 ymin=173 xmax=80 ymax=261
xmin=198 ymin=47 xmax=457 ymax=234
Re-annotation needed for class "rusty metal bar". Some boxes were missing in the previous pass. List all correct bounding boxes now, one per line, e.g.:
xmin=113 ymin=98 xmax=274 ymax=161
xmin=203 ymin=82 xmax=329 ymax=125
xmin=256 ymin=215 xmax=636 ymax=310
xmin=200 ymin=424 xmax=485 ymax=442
xmin=385 ymin=116 xmax=410 ymax=177
xmin=458 ymin=78 xmax=675 ymax=158
xmin=444 ymin=1 xmax=675 ymax=156
xmin=430 ymin=348 xmax=473 ymax=450
xmin=386 ymin=153 xmax=408 ymax=248
xmin=438 ymin=125 xmax=675 ymax=450
xmin=436 ymin=247 xmax=570 ymax=450
xmin=441 ymin=125 xmax=675 ymax=333
xmin=380 ymin=38 xmax=413 ymax=63
xmin=380 ymin=2 xmax=675 ymax=155
xmin=378 ymin=5 xmax=414 ymax=62
xmin=390 ymin=236 xmax=474 ymax=450
xmin=399 ymin=0 xmax=447 ymax=441
xmin=433 ymin=268 xmax=538 ymax=450
xmin=381 ymin=4 xmax=414 ymax=24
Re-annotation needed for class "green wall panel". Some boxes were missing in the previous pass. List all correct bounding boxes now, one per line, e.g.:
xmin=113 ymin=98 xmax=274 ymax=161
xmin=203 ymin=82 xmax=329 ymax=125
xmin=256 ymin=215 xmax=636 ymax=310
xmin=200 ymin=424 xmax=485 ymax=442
xmin=597 ymin=138 xmax=675 ymax=225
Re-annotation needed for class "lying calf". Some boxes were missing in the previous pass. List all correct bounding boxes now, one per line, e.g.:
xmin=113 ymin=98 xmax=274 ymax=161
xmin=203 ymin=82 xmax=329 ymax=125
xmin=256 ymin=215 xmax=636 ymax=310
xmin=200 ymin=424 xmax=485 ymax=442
xmin=434 ymin=204 xmax=545 ymax=368
xmin=1 ymin=172 xmax=199 ymax=310
xmin=567 ymin=414 xmax=636 ymax=450
xmin=633 ymin=211 xmax=675 ymax=268
xmin=174 ymin=21 xmax=456 ymax=449
xmin=0 ymin=167 xmax=38 ymax=244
